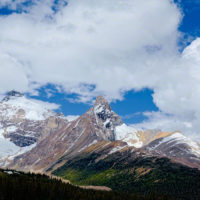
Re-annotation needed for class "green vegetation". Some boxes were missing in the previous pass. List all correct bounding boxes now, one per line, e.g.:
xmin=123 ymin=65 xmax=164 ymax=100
xmin=53 ymin=151 xmax=200 ymax=200
xmin=0 ymin=169 xmax=169 ymax=200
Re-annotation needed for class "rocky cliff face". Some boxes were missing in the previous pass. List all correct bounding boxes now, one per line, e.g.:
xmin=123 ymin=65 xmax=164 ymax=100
xmin=93 ymin=96 xmax=123 ymax=140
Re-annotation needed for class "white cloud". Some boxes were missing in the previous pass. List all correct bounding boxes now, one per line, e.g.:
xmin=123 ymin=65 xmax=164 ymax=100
xmin=0 ymin=53 xmax=29 ymax=93
xmin=131 ymin=38 xmax=200 ymax=140
xmin=131 ymin=112 xmax=190 ymax=133
xmin=66 ymin=115 xmax=79 ymax=122
xmin=0 ymin=0 xmax=181 ymax=100
xmin=1 ymin=0 xmax=200 ymax=137
xmin=131 ymin=111 xmax=200 ymax=141
xmin=31 ymin=99 xmax=60 ymax=110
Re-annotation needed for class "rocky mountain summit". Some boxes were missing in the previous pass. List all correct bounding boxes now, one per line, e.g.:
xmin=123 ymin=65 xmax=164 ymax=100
xmin=93 ymin=96 xmax=123 ymax=140
xmin=2 ymin=90 xmax=24 ymax=102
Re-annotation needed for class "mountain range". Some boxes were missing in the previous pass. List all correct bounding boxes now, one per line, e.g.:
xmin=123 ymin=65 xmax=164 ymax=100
xmin=0 ymin=91 xmax=200 ymax=199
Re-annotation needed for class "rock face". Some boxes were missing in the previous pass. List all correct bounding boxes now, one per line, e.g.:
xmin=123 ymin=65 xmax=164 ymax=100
xmin=93 ymin=96 xmax=123 ymax=140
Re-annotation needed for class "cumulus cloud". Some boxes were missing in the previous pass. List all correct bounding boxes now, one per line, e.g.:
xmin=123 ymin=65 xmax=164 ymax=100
xmin=0 ymin=0 xmax=181 ymax=98
xmin=132 ymin=112 xmax=193 ymax=135
xmin=1 ymin=0 xmax=200 ymax=137
xmin=131 ymin=38 xmax=200 ymax=140
xmin=31 ymin=99 xmax=60 ymax=110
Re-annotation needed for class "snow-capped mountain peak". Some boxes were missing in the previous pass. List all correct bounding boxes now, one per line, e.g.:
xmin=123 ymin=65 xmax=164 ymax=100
xmin=94 ymin=96 xmax=123 ymax=125
xmin=0 ymin=92 xmax=68 ymax=164
xmin=1 ymin=93 xmax=56 ymax=121
xmin=2 ymin=90 xmax=24 ymax=102
xmin=94 ymin=96 xmax=110 ymax=108
xmin=114 ymin=124 xmax=143 ymax=148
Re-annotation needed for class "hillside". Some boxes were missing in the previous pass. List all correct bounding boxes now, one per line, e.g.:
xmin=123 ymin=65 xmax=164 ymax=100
xmin=53 ymin=141 xmax=200 ymax=200
xmin=0 ymin=169 xmax=169 ymax=200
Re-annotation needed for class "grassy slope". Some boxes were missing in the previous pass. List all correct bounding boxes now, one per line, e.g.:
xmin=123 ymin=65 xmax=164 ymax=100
xmin=53 ymin=150 xmax=200 ymax=200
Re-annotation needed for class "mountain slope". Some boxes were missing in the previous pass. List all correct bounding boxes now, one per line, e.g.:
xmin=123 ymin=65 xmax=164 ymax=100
xmin=9 ymin=130 xmax=200 ymax=199
xmin=53 ymin=141 xmax=200 ymax=200
xmin=0 ymin=91 xmax=68 ymax=167
xmin=144 ymin=132 xmax=200 ymax=169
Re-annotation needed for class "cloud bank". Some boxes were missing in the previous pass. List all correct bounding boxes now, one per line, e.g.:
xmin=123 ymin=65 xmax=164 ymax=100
xmin=0 ymin=0 xmax=181 ymax=97
xmin=1 ymin=0 xmax=200 ymax=138
xmin=133 ymin=38 xmax=200 ymax=139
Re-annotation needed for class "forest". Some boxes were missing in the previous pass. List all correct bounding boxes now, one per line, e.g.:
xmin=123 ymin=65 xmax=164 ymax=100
xmin=53 ymin=151 xmax=200 ymax=200
xmin=0 ymin=169 xmax=170 ymax=200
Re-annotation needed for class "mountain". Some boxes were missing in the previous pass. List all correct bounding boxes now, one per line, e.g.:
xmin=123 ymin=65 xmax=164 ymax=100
xmin=0 ymin=90 xmax=68 ymax=167
xmin=6 ymin=96 xmax=158 ymax=172
xmin=4 ymin=94 xmax=200 ymax=174
xmin=8 ymin=96 xmax=125 ymax=172
xmin=1 ymin=92 xmax=200 ymax=198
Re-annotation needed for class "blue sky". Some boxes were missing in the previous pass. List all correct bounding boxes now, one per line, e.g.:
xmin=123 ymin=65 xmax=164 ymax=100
xmin=30 ymin=84 xmax=158 ymax=124
xmin=1 ymin=0 xmax=200 ymax=137
xmin=175 ymin=0 xmax=200 ymax=49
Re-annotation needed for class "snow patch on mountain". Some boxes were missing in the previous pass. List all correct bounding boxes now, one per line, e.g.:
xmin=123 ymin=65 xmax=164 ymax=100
xmin=115 ymin=124 xmax=143 ymax=148
xmin=0 ymin=133 xmax=36 ymax=161
xmin=108 ymin=145 xmax=126 ymax=154
xmin=66 ymin=115 xmax=79 ymax=122
xmin=94 ymin=104 xmax=105 ymax=114
xmin=78 ymin=140 xmax=98 ymax=152
xmin=1 ymin=96 xmax=59 ymax=121
xmin=6 ymin=126 xmax=17 ymax=133
xmin=161 ymin=132 xmax=200 ymax=156
xmin=94 ymin=104 xmax=112 ymax=128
